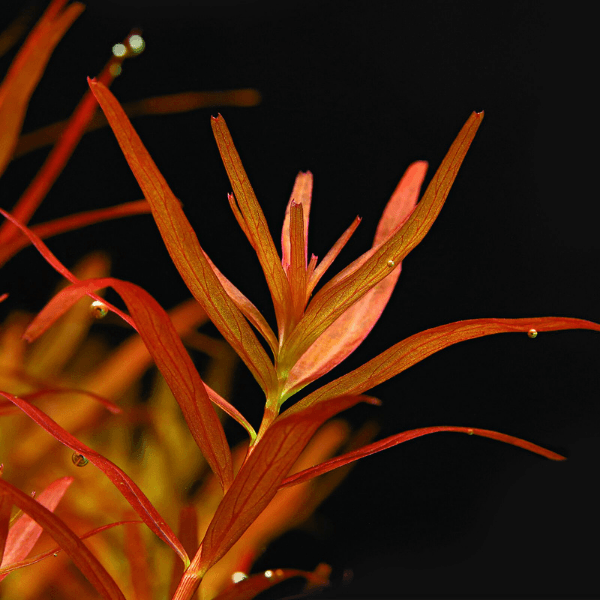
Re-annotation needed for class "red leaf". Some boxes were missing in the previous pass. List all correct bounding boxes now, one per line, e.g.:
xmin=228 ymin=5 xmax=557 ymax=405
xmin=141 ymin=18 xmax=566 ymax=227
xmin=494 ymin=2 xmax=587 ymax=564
xmin=0 ymin=0 xmax=84 ymax=181
xmin=286 ymin=161 xmax=428 ymax=394
xmin=196 ymin=394 xmax=378 ymax=575
xmin=281 ymin=112 xmax=484 ymax=368
xmin=0 ymin=479 xmax=125 ymax=599
xmin=0 ymin=391 xmax=189 ymax=566
xmin=211 ymin=115 xmax=292 ymax=338
xmin=0 ymin=520 xmax=142 ymax=577
xmin=0 ymin=28 xmax=138 ymax=246
xmin=282 ymin=171 xmax=313 ymax=270
xmin=0 ymin=476 xmax=72 ymax=579
xmin=281 ymin=426 xmax=565 ymax=489
xmin=291 ymin=316 xmax=600 ymax=413
xmin=212 ymin=567 xmax=329 ymax=600
xmin=88 ymin=81 xmax=276 ymax=395
xmin=0 ymin=200 xmax=151 ymax=268
xmin=26 ymin=276 xmax=234 ymax=491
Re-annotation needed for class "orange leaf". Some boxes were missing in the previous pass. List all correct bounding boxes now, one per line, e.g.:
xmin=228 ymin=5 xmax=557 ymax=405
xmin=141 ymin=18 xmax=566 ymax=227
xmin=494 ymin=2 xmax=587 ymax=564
xmin=281 ymin=425 xmax=565 ymax=488
xmin=0 ymin=0 xmax=84 ymax=179
xmin=0 ymin=479 xmax=125 ymax=599
xmin=0 ymin=200 xmax=152 ymax=268
xmin=88 ymin=81 xmax=276 ymax=395
xmin=290 ymin=316 xmax=600 ymax=413
xmin=0 ymin=520 xmax=142 ymax=577
xmin=1 ymin=391 xmax=189 ymax=566
xmin=281 ymin=171 xmax=313 ymax=270
xmin=24 ymin=276 xmax=234 ymax=492
xmin=211 ymin=115 xmax=292 ymax=337
xmin=285 ymin=161 xmax=428 ymax=394
xmin=196 ymin=394 xmax=378 ymax=575
xmin=212 ymin=567 xmax=329 ymax=600
xmin=281 ymin=112 xmax=483 ymax=367
xmin=0 ymin=28 xmax=138 ymax=245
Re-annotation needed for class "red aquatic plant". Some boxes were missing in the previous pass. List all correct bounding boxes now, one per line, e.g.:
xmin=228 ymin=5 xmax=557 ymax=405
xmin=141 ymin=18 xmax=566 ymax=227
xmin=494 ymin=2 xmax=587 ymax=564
xmin=0 ymin=2 xmax=598 ymax=598
xmin=1 ymin=71 xmax=598 ymax=598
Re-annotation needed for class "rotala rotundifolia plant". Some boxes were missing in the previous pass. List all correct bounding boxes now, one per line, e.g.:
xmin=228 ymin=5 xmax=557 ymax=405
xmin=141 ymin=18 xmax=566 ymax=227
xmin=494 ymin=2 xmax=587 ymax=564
xmin=1 ymin=2 xmax=598 ymax=599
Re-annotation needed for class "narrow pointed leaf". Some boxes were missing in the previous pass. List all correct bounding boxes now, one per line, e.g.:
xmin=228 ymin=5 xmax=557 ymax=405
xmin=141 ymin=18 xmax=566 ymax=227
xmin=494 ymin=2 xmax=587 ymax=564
xmin=0 ymin=0 xmax=84 ymax=180
xmin=212 ymin=567 xmax=328 ymax=600
xmin=25 ymin=276 xmax=234 ymax=492
xmin=1 ymin=29 xmax=137 ymax=245
xmin=203 ymin=250 xmax=278 ymax=354
xmin=0 ymin=476 xmax=72 ymax=577
xmin=0 ymin=479 xmax=126 ymax=599
xmin=0 ymin=200 xmax=152 ymax=268
xmin=211 ymin=114 xmax=292 ymax=336
xmin=281 ymin=425 xmax=565 ymax=489
xmin=1 ymin=391 xmax=189 ymax=565
xmin=283 ymin=112 xmax=483 ymax=365
xmin=286 ymin=162 xmax=428 ymax=393
xmin=306 ymin=216 xmax=361 ymax=296
xmin=282 ymin=171 xmax=313 ymax=269
xmin=290 ymin=316 xmax=600 ymax=413
xmin=0 ymin=387 xmax=121 ymax=417
xmin=198 ymin=394 xmax=378 ymax=573
xmin=0 ymin=208 xmax=133 ymax=328
xmin=288 ymin=201 xmax=307 ymax=320
xmin=88 ymin=80 xmax=276 ymax=394
xmin=0 ymin=520 xmax=142 ymax=577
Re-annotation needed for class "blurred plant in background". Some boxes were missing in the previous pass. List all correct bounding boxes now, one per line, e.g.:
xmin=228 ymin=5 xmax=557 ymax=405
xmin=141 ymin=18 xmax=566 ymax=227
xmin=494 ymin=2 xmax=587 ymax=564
xmin=0 ymin=2 xmax=598 ymax=600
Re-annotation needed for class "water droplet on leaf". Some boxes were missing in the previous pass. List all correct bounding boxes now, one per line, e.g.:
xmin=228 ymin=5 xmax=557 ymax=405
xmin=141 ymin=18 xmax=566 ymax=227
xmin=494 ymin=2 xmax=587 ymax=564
xmin=528 ymin=329 xmax=538 ymax=338
xmin=72 ymin=453 xmax=89 ymax=467
xmin=90 ymin=300 xmax=108 ymax=319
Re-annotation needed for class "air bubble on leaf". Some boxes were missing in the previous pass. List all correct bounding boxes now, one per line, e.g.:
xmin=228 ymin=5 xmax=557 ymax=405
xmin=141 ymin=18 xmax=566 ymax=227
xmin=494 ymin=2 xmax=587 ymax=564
xmin=232 ymin=572 xmax=248 ymax=584
xmin=128 ymin=34 xmax=145 ymax=54
xmin=386 ymin=259 xmax=395 ymax=268
xmin=467 ymin=428 xmax=474 ymax=435
xmin=264 ymin=570 xmax=274 ymax=578
xmin=528 ymin=329 xmax=538 ymax=339
xmin=90 ymin=300 xmax=108 ymax=319
xmin=72 ymin=453 xmax=89 ymax=467
xmin=53 ymin=552 xmax=58 ymax=557
xmin=109 ymin=64 xmax=122 ymax=77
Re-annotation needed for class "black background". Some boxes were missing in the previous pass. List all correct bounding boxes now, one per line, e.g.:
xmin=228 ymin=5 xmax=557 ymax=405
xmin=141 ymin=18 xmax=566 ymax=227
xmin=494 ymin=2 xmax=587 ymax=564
xmin=1 ymin=1 xmax=598 ymax=598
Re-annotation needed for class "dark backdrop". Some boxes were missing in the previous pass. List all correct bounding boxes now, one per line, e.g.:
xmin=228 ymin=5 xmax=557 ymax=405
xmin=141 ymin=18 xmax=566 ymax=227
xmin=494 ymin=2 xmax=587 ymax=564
xmin=1 ymin=1 xmax=598 ymax=598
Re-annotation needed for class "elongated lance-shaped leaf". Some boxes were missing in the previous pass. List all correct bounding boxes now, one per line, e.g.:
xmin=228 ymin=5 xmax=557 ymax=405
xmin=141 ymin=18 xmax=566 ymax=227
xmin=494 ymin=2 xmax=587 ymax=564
xmin=212 ymin=567 xmax=329 ymax=600
xmin=195 ymin=394 xmax=379 ymax=576
xmin=1 ymin=29 xmax=137 ymax=246
xmin=281 ymin=112 xmax=483 ymax=369
xmin=282 ymin=171 xmax=313 ymax=269
xmin=280 ymin=425 xmax=565 ymax=489
xmin=285 ymin=161 xmax=428 ymax=394
xmin=0 ymin=476 xmax=72 ymax=579
xmin=288 ymin=316 xmax=600 ymax=414
xmin=1 ymin=391 xmax=189 ymax=566
xmin=288 ymin=201 xmax=308 ymax=322
xmin=0 ymin=479 xmax=126 ymax=599
xmin=22 ymin=276 xmax=234 ymax=491
xmin=0 ymin=200 xmax=152 ymax=268
xmin=0 ymin=0 xmax=84 ymax=180
xmin=88 ymin=80 xmax=277 ymax=395
xmin=211 ymin=114 xmax=293 ymax=338
xmin=0 ymin=520 xmax=142 ymax=577
xmin=0 ymin=209 xmax=133 ymax=328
